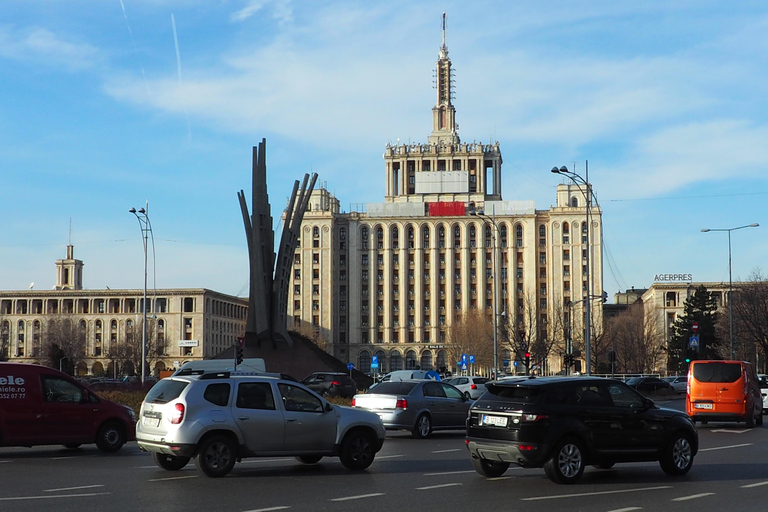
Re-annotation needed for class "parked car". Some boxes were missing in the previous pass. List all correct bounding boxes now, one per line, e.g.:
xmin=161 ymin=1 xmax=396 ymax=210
xmin=352 ymin=379 xmax=470 ymax=438
xmin=759 ymin=375 xmax=768 ymax=414
xmin=446 ymin=376 xmax=489 ymax=399
xmin=625 ymin=376 xmax=673 ymax=394
xmin=465 ymin=376 xmax=698 ymax=484
xmin=136 ymin=371 xmax=385 ymax=477
xmin=662 ymin=375 xmax=687 ymax=394
xmin=0 ymin=362 xmax=136 ymax=452
xmin=301 ymin=372 xmax=357 ymax=398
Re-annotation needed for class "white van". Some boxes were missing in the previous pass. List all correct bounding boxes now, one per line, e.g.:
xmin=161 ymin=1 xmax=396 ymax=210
xmin=172 ymin=358 xmax=267 ymax=376
xmin=380 ymin=370 xmax=440 ymax=382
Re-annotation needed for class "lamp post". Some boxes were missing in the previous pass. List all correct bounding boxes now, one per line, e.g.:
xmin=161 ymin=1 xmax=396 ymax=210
xmin=701 ymin=223 xmax=759 ymax=360
xmin=470 ymin=205 xmax=500 ymax=378
xmin=129 ymin=201 xmax=153 ymax=385
xmin=552 ymin=163 xmax=592 ymax=375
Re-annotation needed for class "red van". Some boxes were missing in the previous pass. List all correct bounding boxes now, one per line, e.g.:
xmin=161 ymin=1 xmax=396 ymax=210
xmin=0 ymin=362 xmax=136 ymax=451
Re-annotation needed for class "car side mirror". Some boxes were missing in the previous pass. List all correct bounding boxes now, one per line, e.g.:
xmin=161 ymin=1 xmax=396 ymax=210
xmin=325 ymin=402 xmax=334 ymax=413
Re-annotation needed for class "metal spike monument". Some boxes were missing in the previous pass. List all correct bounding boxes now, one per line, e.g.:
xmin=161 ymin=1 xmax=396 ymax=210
xmin=237 ymin=138 xmax=318 ymax=349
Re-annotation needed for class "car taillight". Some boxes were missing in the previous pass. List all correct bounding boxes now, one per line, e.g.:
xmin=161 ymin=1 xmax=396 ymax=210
xmin=351 ymin=398 xmax=356 ymax=406
xmin=518 ymin=444 xmax=537 ymax=451
xmin=470 ymin=384 xmax=477 ymax=390
xmin=395 ymin=399 xmax=408 ymax=409
xmin=522 ymin=413 xmax=547 ymax=422
xmin=330 ymin=380 xmax=341 ymax=386
xmin=170 ymin=403 xmax=185 ymax=424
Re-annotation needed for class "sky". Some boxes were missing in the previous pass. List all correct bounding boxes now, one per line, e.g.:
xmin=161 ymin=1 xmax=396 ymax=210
xmin=1 ymin=0 xmax=767 ymax=301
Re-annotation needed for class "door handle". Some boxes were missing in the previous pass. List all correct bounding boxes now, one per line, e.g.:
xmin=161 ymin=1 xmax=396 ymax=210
xmin=237 ymin=417 xmax=249 ymax=421
xmin=287 ymin=419 xmax=297 ymax=423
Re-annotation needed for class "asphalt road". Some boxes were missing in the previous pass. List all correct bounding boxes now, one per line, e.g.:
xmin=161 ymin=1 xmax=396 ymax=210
xmin=1 ymin=398 xmax=768 ymax=512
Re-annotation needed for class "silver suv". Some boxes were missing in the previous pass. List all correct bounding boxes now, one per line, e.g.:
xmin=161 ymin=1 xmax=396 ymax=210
xmin=135 ymin=371 xmax=386 ymax=477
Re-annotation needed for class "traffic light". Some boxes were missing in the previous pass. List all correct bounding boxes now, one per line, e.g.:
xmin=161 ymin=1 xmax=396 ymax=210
xmin=524 ymin=352 xmax=531 ymax=368
xmin=684 ymin=348 xmax=692 ymax=364
xmin=236 ymin=344 xmax=244 ymax=365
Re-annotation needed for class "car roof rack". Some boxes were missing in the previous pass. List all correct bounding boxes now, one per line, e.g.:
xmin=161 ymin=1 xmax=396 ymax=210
xmin=196 ymin=370 xmax=298 ymax=381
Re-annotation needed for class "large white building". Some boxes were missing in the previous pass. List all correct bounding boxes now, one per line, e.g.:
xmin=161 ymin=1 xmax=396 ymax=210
xmin=0 ymin=245 xmax=247 ymax=376
xmin=289 ymin=23 xmax=603 ymax=375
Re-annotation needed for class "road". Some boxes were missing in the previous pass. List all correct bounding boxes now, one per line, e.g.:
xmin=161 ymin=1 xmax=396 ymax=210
xmin=1 ymin=399 xmax=767 ymax=512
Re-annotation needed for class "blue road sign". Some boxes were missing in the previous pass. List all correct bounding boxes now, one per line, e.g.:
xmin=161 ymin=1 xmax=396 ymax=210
xmin=347 ymin=363 xmax=354 ymax=370
xmin=461 ymin=354 xmax=468 ymax=363
xmin=460 ymin=363 xmax=468 ymax=371
xmin=503 ymin=360 xmax=510 ymax=367
xmin=468 ymin=355 xmax=475 ymax=364
xmin=689 ymin=336 xmax=700 ymax=349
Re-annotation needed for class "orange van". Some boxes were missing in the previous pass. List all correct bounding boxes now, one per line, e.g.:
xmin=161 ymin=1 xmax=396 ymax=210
xmin=686 ymin=360 xmax=763 ymax=427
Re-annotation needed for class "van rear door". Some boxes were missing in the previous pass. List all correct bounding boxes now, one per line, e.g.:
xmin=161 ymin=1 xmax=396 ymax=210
xmin=691 ymin=362 xmax=744 ymax=413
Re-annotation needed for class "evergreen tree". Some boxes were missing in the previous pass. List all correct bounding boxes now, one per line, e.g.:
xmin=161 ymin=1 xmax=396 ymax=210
xmin=668 ymin=285 xmax=722 ymax=373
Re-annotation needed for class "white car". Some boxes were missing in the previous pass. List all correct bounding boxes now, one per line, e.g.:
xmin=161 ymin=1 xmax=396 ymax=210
xmin=759 ymin=375 xmax=768 ymax=413
xmin=446 ymin=376 xmax=489 ymax=399
xmin=663 ymin=376 xmax=687 ymax=394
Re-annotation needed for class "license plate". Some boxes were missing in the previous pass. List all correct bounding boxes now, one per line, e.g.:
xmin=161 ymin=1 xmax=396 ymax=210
xmin=143 ymin=417 xmax=160 ymax=427
xmin=482 ymin=414 xmax=508 ymax=427
xmin=694 ymin=403 xmax=713 ymax=410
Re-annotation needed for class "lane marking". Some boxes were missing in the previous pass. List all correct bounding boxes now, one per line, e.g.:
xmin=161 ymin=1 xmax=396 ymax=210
xmin=243 ymin=507 xmax=291 ymax=512
xmin=374 ymin=454 xmax=404 ymax=459
xmin=521 ymin=485 xmax=672 ymax=501
xmin=44 ymin=485 xmax=105 ymax=492
xmin=424 ymin=470 xmax=476 ymax=476
xmin=431 ymin=448 xmax=461 ymax=454
xmin=711 ymin=429 xmax=751 ymax=434
xmin=240 ymin=458 xmax=294 ymax=464
xmin=330 ymin=493 xmax=385 ymax=502
xmin=607 ymin=508 xmax=642 ymax=512
xmin=741 ymin=481 xmax=768 ymax=488
xmin=0 ymin=461 xmax=11 ymax=464
xmin=0 ymin=493 xmax=110 ymax=502
xmin=672 ymin=493 xmax=714 ymax=501
xmin=147 ymin=475 xmax=198 ymax=482
xmin=416 ymin=483 xmax=462 ymax=490
xmin=699 ymin=443 xmax=752 ymax=452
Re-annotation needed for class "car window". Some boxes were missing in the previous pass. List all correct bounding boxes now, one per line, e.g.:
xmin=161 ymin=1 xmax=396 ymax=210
xmin=456 ymin=378 xmax=468 ymax=385
xmin=441 ymin=383 xmax=463 ymax=400
xmin=574 ymin=384 xmax=611 ymax=406
xmin=368 ymin=382 xmax=418 ymax=395
xmin=485 ymin=384 xmax=543 ymax=403
xmin=236 ymin=382 xmax=275 ymax=410
xmin=423 ymin=381 xmax=446 ymax=398
xmin=608 ymin=383 xmax=644 ymax=408
xmin=204 ymin=383 xmax=231 ymax=406
xmin=42 ymin=376 xmax=83 ymax=403
xmin=145 ymin=379 xmax=188 ymax=404
xmin=278 ymin=383 xmax=324 ymax=413
xmin=693 ymin=362 xmax=742 ymax=383
xmin=473 ymin=378 xmax=489 ymax=385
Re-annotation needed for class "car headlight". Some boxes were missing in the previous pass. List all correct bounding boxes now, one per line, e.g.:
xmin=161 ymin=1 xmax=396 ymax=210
xmin=127 ymin=407 xmax=137 ymax=422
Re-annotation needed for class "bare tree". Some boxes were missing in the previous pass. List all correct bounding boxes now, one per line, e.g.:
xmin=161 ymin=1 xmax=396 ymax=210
xmin=0 ymin=319 xmax=9 ymax=362
xmin=44 ymin=317 xmax=87 ymax=374
xmin=447 ymin=309 xmax=493 ymax=371
xmin=731 ymin=269 xmax=768 ymax=372
xmin=604 ymin=302 xmax=665 ymax=374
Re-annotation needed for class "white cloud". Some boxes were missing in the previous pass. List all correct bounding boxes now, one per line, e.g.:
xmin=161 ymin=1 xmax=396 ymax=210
xmin=0 ymin=25 xmax=100 ymax=71
xmin=231 ymin=0 xmax=293 ymax=25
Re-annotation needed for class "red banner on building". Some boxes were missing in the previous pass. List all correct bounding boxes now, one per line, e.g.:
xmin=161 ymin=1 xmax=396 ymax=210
xmin=428 ymin=201 xmax=467 ymax=216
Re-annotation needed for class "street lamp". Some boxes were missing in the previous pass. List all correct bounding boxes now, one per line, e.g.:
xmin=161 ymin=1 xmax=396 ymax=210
xmin=701 ymin=223 xmax=759 ymax=360
xmin=129 ymin=202 xmax=153 ymax=385
xmin=552 ymin=163 xmax=593 ymax=375
xmin=470 ymin=205 xmax=500 ymax=378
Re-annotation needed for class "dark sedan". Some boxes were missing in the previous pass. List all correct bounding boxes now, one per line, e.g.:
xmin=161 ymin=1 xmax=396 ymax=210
xmin=301 ymin=372 xmax=357 ymax=398
xmin=352 ymin=379 xmax=471 ymax=438
xmin=626 ymin=376 xmax=673 ymax=394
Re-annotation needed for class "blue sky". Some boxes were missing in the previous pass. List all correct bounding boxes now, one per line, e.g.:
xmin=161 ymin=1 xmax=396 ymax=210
xmin=1 ymin=0 xmax=766 ymax=300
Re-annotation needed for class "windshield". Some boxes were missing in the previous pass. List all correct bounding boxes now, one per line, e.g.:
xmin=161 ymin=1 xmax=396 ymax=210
xmin=693 ymin=362 xmax=742 ymax=383
xmin=144 ymin=379 xmax=188 ymax=404
xmin=484 ymin=383 xmax=544 ymax=403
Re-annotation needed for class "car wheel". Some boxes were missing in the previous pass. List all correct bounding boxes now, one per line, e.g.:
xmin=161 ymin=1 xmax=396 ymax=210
xmin=339 ymin=431 xmax=376 ymax=470
xmin=153 ymin=452 xmax=191 ymax=471
xmin=412 ymin=414 xmax=432 ymax=439
xmin=296 ymin=455 xmax=323 ymax=464
xmin=195 ymin=435 xmax=237 ymax=478
xmin=544 ymin=437 xmax=585 ymax=484
xmin=95 ymin=421 xmax=126 ymax=452
xmin=471 ymin=457 xmax=509 ymax=477
xmin=746 ymin=412 xmax=755 ymax=428
xmin=757 ymin=410 xmax=764 ymax=426
xmin=659 ymin=432 xmax=694 ymax=475
xmin=464 ymin=391 xmax=471 ymax=400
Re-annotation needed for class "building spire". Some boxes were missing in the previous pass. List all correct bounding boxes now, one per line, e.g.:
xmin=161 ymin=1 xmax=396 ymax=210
xmin=429 ymin=12 xmax=459 ymax=145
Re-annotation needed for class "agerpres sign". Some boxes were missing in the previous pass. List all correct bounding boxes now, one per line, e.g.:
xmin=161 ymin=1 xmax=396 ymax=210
xmin=654 ymin=273 xmax=693 ymax=282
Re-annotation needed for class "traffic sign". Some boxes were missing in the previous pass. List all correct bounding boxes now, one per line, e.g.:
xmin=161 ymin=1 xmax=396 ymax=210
xmin=347 ymin=362 xmax=354 ymax=370
xmin=503 ymin=360 xmax=510 ymax=367
xmin=461 ymin=354 xmax=467 ymax=363
xmin=692 ymin=322 xmax=699 ymax=333
xmin=689 ymin=335 xmax=699 ymax=349
xmin=460 ymin=363 xmax=468 ymax=371
xmin=468 ymin=355 xmax=475 ymax=364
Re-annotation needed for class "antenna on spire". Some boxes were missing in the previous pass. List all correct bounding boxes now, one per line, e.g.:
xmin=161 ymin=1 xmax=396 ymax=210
xmin=441 ymin=12 xmax=446 ymax=49
xmin=68 ymin=218 xmax=72 ymax=245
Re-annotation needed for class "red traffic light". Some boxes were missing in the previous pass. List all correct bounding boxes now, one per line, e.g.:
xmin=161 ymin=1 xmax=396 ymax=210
xmin=525 ymin=352 xmax=530 ymax=358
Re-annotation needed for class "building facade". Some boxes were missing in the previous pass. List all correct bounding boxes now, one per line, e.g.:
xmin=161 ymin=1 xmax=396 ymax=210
xmin=0 ymin=245 xmax=248 ymax=376
xmin=288 ymin=24 xmax=604 ymax=375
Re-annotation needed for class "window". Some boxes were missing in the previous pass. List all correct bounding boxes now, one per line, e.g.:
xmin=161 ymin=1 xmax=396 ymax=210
xmin=183 ymin=297 xmax=194 ymax=312
xmin=236 ymin=382 xmax=275 ymax=410
xmin=204 ymin=383 xmax=231 ymax=406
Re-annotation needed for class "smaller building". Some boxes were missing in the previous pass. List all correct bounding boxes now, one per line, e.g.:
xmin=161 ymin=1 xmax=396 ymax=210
xmin=0 ymin=245 xmax=248 ymax=377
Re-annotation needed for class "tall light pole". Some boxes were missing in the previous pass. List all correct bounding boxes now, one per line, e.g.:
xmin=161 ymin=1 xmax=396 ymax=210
xmin=470 ymin=205 xmax=500 ymax=378
xmin=552 ymin=163 xmax=592 ymax=375
xmin=130 ymin=201 xmax=153 ymax=385
xmin=701 ymin=223 xmax=759 ymax=360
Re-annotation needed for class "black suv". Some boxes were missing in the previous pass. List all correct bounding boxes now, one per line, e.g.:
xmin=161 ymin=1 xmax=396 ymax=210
xmin=301 ymin=372 xmax=357 ymax=398
xmin=466 ymin=376 xmax=698 ymax=484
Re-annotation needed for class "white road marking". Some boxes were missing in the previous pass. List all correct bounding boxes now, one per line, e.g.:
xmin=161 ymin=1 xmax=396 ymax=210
xmin=424 ymin=470 xmax=476 ymax=476
xmin=0 ymin=460 xmax=10 ymax=464
xmin=521 ymin=485 xmax=672 ymax=501
xmin=240 ymin=458 xmax=294 ymax=464
xmin=699 ymin=443 xmax=752 ymax=451
xmin=741 ymin=481 xmax=768 ymax=488
xmin=416 ymin=483 xmax=462 ymax=490
xmin=431 ymin=448 xmax=462 ymax=453
xmin=329 ymin=493 xmax=385 ymax=502
xmin=711 ymin=429 xmax=751 ymax=434
xmin=243 ymin=507 xmax=291 ymax=512
xmin=44 ymin=485 xmax=105 ymax=492
xmin=0 ymin=493 xmax=110 ymax=502
xmin=147 ymin=475 xmax=198 ymax=482
xmin=671 ymin=493 xmax=714 ymax=501
xmin=607 ymin=508 xmax=642 ymax=512
xmin=374 ymin=454 xmax=404 ymax=459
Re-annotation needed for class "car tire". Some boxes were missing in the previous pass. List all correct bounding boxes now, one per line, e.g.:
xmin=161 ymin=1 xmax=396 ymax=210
xmin=412 ymin=414 xmax=432 ymax=439
xmin=471 ymin=457 xmax=509 ymax=477
xmin=296 ymin=455 xmax=323 ymax=464
xmin=746 ymin=412 xmax=755 ymax=428
xmin=544 ymin=437 xmax=585 ymax=484
xmin=464 ymin=391 xmax=471 ymax=400
xmin=339 ymin=431 xmax=376 ymax=470
xmin=195 ymin=435 xmax=237 ymax=478
xmin=95 ymin=421 xmax=126 ymax=452
xmin=757 ymin=410 xmax=764 ymax=426
xmin=659 ymin=432 xmax=694 ymax=475
xmin=153 ymin=453 xmax=191 ymax=471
